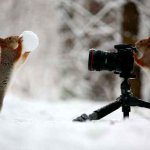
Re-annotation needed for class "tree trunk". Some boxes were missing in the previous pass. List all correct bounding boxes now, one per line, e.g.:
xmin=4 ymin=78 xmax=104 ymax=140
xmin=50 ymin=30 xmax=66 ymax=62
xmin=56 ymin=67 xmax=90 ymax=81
xmin=121 ymin=1 xmax=141 ymax=98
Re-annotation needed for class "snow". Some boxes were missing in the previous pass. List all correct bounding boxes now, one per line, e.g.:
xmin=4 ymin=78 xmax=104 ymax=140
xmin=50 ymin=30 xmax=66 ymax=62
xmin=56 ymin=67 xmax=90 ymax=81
xmin=0 ymin=95 xmax=150 ymax=150
xmin=20 ymin=31 xmax=39 ymax=52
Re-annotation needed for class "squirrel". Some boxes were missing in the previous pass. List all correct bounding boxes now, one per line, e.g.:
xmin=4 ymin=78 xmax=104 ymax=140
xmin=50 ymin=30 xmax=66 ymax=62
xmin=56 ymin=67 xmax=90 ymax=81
xmin=0 ymin=36 xmax=30 ymax=110
xmin=134 ymin=37 xmax=150 ymax=68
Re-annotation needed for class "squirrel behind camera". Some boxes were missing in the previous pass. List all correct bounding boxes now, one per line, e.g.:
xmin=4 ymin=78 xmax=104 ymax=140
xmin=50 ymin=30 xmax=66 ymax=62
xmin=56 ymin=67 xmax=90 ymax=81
xmin=134 ymin=37 xmax=150 ymax=69
xmin=0 ymin=36 xmax=30 ymax=110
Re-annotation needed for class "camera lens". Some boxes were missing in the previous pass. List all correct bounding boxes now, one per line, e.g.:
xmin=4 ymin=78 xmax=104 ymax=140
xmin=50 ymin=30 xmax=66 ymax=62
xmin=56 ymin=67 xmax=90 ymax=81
xmin=88 ymin=49 xmax=117 ymax=71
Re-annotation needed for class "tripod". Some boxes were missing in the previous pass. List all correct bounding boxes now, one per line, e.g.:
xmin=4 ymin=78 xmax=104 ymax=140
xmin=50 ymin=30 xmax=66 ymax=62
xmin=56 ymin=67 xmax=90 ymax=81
xmin=73 ymin=77 xmax=150 ymax=122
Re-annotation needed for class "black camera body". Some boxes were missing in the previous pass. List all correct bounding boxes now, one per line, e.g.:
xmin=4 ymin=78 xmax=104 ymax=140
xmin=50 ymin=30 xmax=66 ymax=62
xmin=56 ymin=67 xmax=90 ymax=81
xmin=88 ymin=44 xmax=137 ymax=78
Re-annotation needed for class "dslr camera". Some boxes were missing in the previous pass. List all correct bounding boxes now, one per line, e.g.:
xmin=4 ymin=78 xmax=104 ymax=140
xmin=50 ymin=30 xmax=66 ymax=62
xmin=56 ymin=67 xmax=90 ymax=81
xmin=88 ymin=44 xmax=137 ymax=78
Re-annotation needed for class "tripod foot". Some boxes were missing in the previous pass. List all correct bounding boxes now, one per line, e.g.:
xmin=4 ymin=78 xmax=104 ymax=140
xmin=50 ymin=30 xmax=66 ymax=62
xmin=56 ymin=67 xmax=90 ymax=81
xmin=73 ymin=114 xmax=89 ymax=122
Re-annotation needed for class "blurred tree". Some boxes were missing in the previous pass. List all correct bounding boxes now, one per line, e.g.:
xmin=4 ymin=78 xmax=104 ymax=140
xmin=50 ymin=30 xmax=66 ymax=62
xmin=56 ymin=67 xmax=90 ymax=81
xmin=121 ymin=1 xmax=141 ymax=98
xmin=57 ymin=0 xmax=122 ymax=100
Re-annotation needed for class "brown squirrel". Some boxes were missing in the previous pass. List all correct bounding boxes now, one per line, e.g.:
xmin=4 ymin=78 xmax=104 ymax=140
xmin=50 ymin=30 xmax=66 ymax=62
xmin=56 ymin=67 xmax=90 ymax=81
xmin=134 ymin=37 xmax=150 ymax=68
xmin=0 ymin=36 xmax=30 ymax=110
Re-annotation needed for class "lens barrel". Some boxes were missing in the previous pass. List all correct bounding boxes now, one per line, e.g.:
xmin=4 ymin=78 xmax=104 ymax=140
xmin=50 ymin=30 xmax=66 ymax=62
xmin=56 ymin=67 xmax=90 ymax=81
xmin=88 ymin=49 xmax=117 ymax=71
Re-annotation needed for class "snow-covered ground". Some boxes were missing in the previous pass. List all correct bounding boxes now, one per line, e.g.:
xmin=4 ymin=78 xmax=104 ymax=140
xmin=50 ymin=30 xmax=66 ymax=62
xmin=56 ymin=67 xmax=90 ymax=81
xmin=0 ymin=95 xmax=150 ymax=150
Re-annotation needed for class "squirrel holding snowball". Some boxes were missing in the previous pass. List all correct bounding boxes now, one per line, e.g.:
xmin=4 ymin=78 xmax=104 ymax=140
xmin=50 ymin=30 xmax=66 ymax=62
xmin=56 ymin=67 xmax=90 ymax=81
xmin=0 ymin=31 xmax=38 ymax=110
xmin=0 ymin=36 xmax=30 ymax=110
xmin=134 ymin=37 xmax=150 ymax=69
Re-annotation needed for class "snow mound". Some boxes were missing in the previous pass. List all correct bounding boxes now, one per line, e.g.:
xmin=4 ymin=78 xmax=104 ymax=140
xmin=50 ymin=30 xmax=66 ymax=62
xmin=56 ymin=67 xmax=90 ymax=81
xmin=0 ymin=95 xmax=150 ymax=150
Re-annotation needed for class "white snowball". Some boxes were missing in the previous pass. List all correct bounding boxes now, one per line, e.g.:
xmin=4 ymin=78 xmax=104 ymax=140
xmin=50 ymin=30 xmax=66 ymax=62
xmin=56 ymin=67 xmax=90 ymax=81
xmin=19 ymin=31 xmax=39 ymax=52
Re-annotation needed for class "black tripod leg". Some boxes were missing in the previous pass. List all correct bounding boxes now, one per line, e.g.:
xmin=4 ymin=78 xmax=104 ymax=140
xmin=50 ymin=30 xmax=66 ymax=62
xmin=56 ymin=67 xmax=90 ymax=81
xmin=73 ymin=100 xmax=121 ymax=122
xmin=121 ymin=96 xmax=130 ymax=119
xmin=131 ymin=97 xmax=150 ymax=109
xmin=123 ymin=109 xmax=129 ymax=118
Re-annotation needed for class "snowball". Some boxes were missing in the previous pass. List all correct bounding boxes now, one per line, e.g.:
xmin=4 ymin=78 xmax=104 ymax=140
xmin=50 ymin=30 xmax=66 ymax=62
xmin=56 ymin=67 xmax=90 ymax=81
xmin=19 ymin=31 xmax=39 ymax=52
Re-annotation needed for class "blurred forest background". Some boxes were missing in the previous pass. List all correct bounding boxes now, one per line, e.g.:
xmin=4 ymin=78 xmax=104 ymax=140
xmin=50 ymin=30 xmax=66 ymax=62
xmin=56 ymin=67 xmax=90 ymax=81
xmin=0 ymin=0 xmax=150 ymax=102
